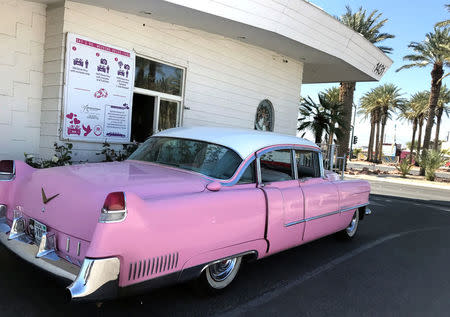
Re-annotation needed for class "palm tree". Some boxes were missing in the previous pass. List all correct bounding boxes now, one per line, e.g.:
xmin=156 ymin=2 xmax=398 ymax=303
xmin=298 ymin=94 xmax=346 ymax=144
xmin=372 ymin=84 xmax=405 ymax=162
xmin=359 ymin=91 xmax=379 ymax=162
xmin=435 ymin=4 xmax=450 ymax=28
xmin=396 ymin=27 xmax=450 ymax=174
xmin=336 ymin=6 xmax=395 ymax=160
xmin=434 ymin=85 xmax=450 ymax=149
xmin=359 ymin=84 xmax=404 ymax=162
xmin=321 ymin=87 xmax=344 ymax=145
xmin=400 ymin=92 xmax=429 ymax=162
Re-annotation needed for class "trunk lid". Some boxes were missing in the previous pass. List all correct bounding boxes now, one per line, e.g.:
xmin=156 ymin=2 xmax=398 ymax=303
xmin=12 ymin=161 xmax=207 ymax=241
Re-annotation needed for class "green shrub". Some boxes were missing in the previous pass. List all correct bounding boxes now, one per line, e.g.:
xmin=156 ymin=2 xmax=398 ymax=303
xmin=418 ymin=150 xmax=447 ymax=181
xmin=25 ymin=143 xmax=73 ymax=168
xmin=97 ymin=142 xmax=138 ymax=162
xmin=353 ymin=148 xmax=362 ymax=159
xmin=395 ymin=157 xmax=412 ymax=177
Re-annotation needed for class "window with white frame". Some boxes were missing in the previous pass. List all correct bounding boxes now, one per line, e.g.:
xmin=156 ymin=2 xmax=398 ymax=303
xmin=131 ymin=56 xmax=184 ymax=142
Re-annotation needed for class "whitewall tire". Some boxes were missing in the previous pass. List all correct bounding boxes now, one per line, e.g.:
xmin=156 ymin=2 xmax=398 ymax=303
xmin=338 ymin=209 xmax=359 ymax=240
xmin=200 ymin=256 xmax=242 ymax=292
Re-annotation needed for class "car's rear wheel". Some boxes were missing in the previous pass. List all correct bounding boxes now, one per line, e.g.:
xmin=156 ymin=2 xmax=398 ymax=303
xmin=338 ymin=209 xmax=359 ymax=240
xmin=197 ymin=256 xmax=242 ymax=293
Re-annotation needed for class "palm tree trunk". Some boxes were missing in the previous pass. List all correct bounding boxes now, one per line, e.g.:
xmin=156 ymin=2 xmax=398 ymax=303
xmin=421 ymin=62 xmax=444 ymax=175
xmin=367 ymin=114 xmax=375 ymax=161
xmin=378 ymin=118 xmax=387 ymax=162
xmin=328 ymin=131 xmax=334 ymax=146
xmin=315 ymin=131 xmax=323 ymax=144
xmin=434 ymin=106 xmax=443 ymax=150
xmin=374 ymin=119 xmax=381 ymax=163
xmin=417 ymin=118 xmax=423 ymax=156
xmin=338 ymin=82 xmax=356 ymax=162
xmin=410 ymin=118 xmax=417 ymax=163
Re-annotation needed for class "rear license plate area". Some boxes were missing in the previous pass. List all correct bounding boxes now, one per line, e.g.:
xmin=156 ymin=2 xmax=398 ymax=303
xmin=29 ymin=218 xmax=47 ymax=244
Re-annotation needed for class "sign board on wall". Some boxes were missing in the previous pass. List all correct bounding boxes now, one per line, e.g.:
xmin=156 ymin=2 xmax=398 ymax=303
xmin=63 ymin=33 xmax=135 ymax=142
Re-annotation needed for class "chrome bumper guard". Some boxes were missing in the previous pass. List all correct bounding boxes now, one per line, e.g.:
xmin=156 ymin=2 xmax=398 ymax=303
xmin=67 ymin=257 xmax=120 ymax=302
xmin=0 ymin=211 xmax=120 ymax=301
xmin=0 ymin=224 xmax=80 ymax=281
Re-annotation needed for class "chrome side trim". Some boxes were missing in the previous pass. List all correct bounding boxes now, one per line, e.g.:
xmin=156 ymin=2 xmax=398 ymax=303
xmin=66 ymin=237 xmax=70 ymax=252
xmin=284 ymin=202 xmax=369 ymax=227
xmin=76 ymin=241 xmax=81 ymax=256
xmin=340 ymin=203 xmax=369 ymax=213
xmin=67 ymin=257 xmax=120 ymax=301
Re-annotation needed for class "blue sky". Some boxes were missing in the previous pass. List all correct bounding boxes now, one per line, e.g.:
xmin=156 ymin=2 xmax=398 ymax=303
xmin=301 ymin=0 xmax=449 ymax=147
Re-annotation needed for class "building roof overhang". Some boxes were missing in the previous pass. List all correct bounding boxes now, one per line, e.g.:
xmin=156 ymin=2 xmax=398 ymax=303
xmin=31 ymin=0 xmax=393 ymax=83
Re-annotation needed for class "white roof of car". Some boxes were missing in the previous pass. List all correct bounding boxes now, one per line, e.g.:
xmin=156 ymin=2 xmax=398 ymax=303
xmin=154 ymin=126 xmax=319 ymax=158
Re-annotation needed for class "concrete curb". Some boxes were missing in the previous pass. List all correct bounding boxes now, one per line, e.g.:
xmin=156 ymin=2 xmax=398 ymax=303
xmin=345 ymin=174 xmax=450 ymax=191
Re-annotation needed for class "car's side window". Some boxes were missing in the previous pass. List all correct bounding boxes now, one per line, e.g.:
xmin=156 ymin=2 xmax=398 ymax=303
xmin=295 ymin=150 xmax=321 ymax=178
xmin=259 ymin=149 xmax=294 ymax=183
xmin=237 ymin=161 xmax=256 ymax=184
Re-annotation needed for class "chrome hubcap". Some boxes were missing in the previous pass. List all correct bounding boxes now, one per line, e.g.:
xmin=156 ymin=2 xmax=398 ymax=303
xmin=346 ymin=212 xmax=358 ymax=235
xmin=209 ymin=258 xmax=237 ymax=282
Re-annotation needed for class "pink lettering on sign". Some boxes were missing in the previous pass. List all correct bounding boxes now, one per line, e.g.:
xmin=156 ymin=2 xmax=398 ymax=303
xmin=75 ymin=38 xmax=130 ymax=57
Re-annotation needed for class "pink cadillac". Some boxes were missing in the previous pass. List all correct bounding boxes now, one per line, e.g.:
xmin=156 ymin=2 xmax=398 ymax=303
xmin=0 ymin=127 xmax=371 ymax=301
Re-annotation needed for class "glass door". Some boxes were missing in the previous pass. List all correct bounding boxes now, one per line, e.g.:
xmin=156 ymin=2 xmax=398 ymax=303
xmin=158 ymin=99 xmax=180 ymax=131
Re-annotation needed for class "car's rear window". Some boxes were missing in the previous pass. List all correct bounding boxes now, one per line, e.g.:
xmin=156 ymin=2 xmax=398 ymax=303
xmin=128 ymin=137 xmax=242 ymax=180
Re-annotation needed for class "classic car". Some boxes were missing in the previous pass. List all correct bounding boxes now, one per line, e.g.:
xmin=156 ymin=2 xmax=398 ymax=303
xmin=0 ymin=126 xmax=371 ymax=302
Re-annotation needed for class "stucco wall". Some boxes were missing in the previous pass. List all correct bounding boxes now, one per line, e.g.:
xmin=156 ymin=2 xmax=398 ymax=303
xmin=0 ymin=0 xmax=46 ymax=160
xmin=41 ymin=1 xmax=304 ymax=162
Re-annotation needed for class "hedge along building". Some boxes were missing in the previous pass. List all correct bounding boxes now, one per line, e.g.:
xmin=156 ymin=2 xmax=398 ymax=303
xmin=0 ymin=0 xmax=392 ymax=162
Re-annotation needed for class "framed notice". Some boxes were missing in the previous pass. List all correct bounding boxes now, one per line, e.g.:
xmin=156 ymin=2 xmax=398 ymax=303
xmin=63 ymin=33 xmax=135 ymax=142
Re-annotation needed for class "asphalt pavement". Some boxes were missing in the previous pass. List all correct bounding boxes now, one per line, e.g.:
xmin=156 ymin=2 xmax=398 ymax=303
xmin=0 ymin=180 xmax=449 ymax=316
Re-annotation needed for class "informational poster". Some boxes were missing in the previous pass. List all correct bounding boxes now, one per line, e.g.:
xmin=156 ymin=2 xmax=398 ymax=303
xmin=63 ymin=33 xmax=135 ymax=142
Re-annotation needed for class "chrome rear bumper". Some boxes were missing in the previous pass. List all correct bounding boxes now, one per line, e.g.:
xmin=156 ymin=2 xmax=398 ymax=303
xmin=0 ymin=216 xmax=120 ymax=301
xmin=0 ymin=228 xmax=80 ymax=281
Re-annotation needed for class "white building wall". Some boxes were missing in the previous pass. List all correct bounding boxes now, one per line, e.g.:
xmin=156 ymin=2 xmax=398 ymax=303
xmin=40 ymin=1 xmax=303 ymax=162
xmin=0 ymin=0 xmax=46 ymax=160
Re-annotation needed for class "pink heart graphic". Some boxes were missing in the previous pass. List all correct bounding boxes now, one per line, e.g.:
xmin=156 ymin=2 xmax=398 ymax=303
xmin=66 ymin=113 xmax=74 ymax=119
xmin=70 ymin=120 xmax=73 ymax=124
xmin=74 ymin=118 xmax=81 ymax=125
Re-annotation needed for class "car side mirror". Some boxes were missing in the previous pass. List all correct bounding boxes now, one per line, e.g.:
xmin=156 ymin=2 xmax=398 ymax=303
xmin=206 ymin=182 xmax=222 ymax=192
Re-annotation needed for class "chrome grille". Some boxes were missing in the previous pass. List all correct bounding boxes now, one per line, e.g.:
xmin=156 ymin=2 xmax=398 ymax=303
xmin=128 ymin=252 xmax=179 ymax=281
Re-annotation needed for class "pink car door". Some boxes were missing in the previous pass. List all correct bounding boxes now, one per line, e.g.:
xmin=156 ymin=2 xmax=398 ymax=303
xmin=257 ymin=148 xmax=305 ymax=254
xmin=295 ymin=149 xmax=341 ymax=242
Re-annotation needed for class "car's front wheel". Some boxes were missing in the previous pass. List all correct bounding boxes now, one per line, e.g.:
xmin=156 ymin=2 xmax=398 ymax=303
xmin=199 ymin=256 xmax=242 ymax=292
xmin=338 ymin=209 xmax=359 ymax=240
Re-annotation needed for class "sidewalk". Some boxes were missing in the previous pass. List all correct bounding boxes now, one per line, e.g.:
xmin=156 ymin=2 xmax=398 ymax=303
xmin=345 ymin=173 xmax=450 ymax=190
xmin=347 ymin=160 xmax=450 ymax=180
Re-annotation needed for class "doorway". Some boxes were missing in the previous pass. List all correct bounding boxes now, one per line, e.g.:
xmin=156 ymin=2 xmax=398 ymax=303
xmin=131 ymin=94 xmax=155 ymax=142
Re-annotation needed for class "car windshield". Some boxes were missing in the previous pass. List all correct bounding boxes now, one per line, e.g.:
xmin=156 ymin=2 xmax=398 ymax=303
xmin=128 ymin=137 xmax=243 ymax=180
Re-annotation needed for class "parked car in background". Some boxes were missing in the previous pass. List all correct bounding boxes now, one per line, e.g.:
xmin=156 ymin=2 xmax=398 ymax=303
xmin=0 ymin=127 xmax=371 ymax=301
